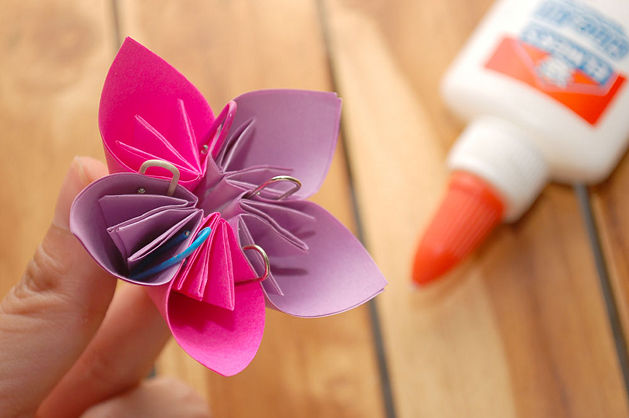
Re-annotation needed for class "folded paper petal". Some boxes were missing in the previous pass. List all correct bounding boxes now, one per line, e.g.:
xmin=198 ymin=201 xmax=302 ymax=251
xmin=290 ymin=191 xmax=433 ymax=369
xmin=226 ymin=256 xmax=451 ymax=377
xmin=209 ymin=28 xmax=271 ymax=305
xmin=70 ymin=173 xmax=203 ymax=285
xmin=221 ymin=90 xmax=341 ymax=199
xmin=99 ymin=37 xmax=215 ymax=190
xmin=147 ymin=279 xmax=266 ymax=376
xmin=98 ymin=193 xmax=191 ymax=226
xmin=234 ymin=200 xmax=387 ymax=317
xmin=196 ymin=161 xmax=292 ymax=213
xmin=77 ymin=38 xmax=387 ymax=377
xmin=115 ymin=209 xmax=201 ymax=271
xmin=173 ymin=212 xmax=257 ymax=310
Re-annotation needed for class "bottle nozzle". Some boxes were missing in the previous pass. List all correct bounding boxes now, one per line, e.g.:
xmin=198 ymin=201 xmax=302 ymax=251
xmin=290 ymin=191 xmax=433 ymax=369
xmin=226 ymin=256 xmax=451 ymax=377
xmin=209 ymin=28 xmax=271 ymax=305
xmin=412 ymin=171 xmax=505 ymax=285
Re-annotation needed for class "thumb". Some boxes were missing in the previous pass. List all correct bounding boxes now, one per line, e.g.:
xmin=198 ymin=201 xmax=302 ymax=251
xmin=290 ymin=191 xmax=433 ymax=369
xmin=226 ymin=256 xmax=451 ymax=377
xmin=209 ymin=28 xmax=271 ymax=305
xmin=0 ymin=157 xmax=117 ymax=417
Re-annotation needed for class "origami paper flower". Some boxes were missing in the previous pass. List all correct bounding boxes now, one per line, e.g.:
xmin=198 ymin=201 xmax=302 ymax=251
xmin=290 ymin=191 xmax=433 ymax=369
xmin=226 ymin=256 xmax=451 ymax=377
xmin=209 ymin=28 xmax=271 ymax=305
xmin=70 ymin=37 xmax=386 ymax=376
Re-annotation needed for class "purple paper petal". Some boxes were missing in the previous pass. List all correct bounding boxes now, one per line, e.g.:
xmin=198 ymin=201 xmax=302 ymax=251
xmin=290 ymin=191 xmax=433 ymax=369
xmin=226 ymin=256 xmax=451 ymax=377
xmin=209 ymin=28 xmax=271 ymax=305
xmin=70 ymin=173 xmax=203 ymax=285
xmin=237 ymin=200 xmax=387 ymax=317
xmin=221 ymin=90 xmax=341 ymax=199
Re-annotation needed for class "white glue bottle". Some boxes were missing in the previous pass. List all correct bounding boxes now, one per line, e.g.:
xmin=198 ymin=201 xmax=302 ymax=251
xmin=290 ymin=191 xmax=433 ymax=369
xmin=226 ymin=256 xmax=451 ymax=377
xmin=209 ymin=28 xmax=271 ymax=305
xmin=413 ymin=0 xmax=629 ymax=285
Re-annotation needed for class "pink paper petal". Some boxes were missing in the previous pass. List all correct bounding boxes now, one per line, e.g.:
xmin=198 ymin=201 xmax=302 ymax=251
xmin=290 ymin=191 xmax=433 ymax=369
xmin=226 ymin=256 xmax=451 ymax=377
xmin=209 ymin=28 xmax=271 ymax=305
xmin=203 ymin=222 xmax=236 ymax=310
xmin=172 ymin=212 xmax=258 ymax=310
xmin=99 ymin=37 xmax=214 ymax=190
xmin=147 ymin=280 xmax=266 ymax=377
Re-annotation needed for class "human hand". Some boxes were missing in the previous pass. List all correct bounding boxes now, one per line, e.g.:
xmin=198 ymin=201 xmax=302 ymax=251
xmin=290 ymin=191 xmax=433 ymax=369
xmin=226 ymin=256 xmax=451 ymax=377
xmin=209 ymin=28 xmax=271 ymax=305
xmin=0 ymin=157 xmax=210 ymax=418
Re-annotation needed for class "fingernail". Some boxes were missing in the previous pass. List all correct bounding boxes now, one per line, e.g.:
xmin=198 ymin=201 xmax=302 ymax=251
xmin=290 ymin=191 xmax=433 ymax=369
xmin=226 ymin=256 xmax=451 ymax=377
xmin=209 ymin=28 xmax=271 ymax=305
xmin=76 ymin=156 xmax=107 ymax=186
xmin=75 ymin=156 xmax=89 ymax=186
xmin=53 ymin=157 xmax=89 ymax=231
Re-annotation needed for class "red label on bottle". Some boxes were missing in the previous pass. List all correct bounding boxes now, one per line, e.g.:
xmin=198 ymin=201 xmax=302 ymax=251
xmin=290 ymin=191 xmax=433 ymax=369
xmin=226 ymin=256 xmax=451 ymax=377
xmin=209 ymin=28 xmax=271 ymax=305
xmin=485 ymin=37 xmax=625 ymax=125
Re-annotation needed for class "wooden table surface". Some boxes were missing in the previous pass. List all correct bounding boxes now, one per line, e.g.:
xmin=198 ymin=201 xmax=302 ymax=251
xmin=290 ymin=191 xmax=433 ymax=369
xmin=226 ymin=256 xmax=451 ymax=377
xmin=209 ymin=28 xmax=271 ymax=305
xmin=2 ymin=1 xmax=629 ymax=417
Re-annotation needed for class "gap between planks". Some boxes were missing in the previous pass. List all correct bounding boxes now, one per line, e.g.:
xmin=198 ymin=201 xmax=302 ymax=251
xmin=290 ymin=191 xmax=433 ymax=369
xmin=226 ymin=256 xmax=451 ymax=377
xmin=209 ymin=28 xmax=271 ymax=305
xmin=575 ymin=184 xmax=629 ymax=398
xmin=316 ymin=1 xmax=397 ymax=418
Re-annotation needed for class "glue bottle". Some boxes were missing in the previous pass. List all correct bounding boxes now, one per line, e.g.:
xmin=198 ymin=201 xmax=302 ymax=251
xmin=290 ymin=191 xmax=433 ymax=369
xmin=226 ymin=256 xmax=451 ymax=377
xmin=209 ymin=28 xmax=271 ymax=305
xmin=413 ymin=0 xmax=629 ymax=285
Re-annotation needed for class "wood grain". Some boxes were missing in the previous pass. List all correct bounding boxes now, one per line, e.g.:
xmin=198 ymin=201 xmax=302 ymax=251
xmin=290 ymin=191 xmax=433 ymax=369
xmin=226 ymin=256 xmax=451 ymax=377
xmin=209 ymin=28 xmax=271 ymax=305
xmin=2 ymin=0 xmax=629 ymax=417
xmin=115 ymin=1 xmax=385 ymax=417
xmin=322 ymin=0 xmax=629 ymax=417
xmin=593 ymin=154 xmax=629 ymax=355
xmin=0 ymin=1 xmax=114 ymax=295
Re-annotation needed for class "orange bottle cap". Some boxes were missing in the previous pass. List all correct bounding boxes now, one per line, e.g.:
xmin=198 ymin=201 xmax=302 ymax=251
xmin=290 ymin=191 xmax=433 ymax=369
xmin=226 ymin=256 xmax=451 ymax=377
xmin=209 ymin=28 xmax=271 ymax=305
xmin=412 ymin=171 xmax=505 ymax=285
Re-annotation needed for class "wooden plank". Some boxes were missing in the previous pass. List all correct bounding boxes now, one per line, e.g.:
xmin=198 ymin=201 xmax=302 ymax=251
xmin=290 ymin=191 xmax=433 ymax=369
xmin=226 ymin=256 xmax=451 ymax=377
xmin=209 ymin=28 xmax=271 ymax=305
xmin=0 ymin=1 xmax=114 ymax=296
xmin=322 ymin=0 xmax=629 ymax=417
xmin=115 ymin=1 xmax=385 ymax=417
xmin=593 ymin=155 xmax=629 ymax=354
